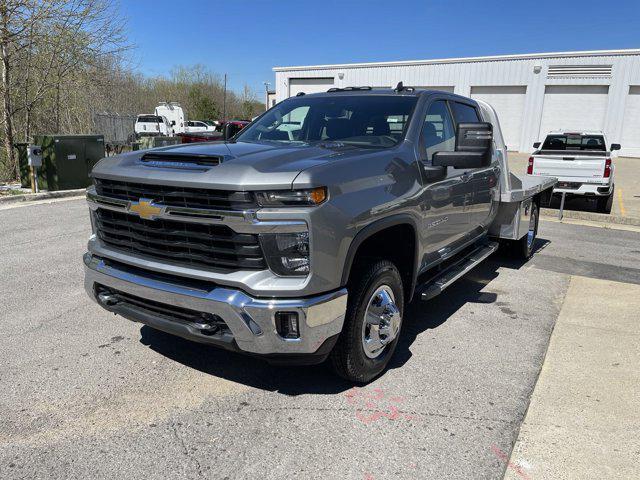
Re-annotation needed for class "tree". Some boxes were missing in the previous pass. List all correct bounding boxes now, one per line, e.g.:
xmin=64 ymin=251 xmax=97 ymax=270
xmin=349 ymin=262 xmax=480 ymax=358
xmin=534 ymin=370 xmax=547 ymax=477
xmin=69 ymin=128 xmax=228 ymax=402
xmin=0 ymin=0 xmax=128 ymax=180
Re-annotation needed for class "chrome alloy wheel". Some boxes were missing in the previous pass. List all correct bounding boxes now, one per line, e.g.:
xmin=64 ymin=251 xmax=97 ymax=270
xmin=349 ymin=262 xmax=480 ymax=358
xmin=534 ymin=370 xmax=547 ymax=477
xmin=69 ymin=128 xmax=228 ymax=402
xmin=362 ymin=285 xmax=402 ymax=359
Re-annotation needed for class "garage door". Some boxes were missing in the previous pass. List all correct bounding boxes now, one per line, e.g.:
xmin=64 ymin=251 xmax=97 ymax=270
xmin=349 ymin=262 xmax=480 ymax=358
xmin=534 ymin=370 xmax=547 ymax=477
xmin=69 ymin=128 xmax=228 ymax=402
xmin=621 ymin=86 xmax=640 ymax=154
xmin=539 ymin=85 xmax=609 ymax=137
xmin=417 ymin=86 xmax=455 ymax=93
xmin=471 ymin=86 xmax=526 ymax=150
xmin=288 ymin=78 xmax=334 ymax=97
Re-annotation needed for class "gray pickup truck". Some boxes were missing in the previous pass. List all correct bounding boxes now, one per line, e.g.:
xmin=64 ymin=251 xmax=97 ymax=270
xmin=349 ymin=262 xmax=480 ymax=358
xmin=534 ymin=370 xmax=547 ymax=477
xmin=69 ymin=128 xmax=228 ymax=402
xmin=84 ymin=86 xmax=555 ymax=382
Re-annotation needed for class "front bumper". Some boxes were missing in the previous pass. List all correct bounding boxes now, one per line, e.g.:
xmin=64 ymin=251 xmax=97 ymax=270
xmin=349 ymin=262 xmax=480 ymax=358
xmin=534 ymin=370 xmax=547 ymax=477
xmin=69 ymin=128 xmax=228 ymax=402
xmin=84 ymin=253 xmax=348 ymax=362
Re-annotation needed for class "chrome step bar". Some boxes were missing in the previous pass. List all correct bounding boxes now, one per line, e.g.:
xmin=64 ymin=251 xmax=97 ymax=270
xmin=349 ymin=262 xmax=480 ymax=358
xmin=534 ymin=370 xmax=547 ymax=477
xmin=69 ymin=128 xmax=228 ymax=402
xmin=419 ymin=241 xmax=499 ymax=301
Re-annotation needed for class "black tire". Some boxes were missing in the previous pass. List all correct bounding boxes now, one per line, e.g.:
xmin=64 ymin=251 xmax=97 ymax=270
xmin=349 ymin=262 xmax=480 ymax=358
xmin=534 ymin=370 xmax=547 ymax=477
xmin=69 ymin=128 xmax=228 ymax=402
xmin=516 ymin=201 xmax=539 ymax=260
xmin=331 ymin=259 xmax=404 ymax=383
xmin=597 ymin=187 xmax=613 ymax=214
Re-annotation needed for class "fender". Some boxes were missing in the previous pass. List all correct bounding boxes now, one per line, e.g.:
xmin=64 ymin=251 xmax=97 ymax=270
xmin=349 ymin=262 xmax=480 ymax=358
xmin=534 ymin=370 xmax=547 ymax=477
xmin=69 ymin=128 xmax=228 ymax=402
xmin=340 ymin=214 xmax=420 ymax=302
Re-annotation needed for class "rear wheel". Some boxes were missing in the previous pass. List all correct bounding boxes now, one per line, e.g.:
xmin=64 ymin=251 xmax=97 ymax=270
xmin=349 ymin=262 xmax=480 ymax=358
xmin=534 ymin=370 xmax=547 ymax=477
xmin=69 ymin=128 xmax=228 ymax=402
xmin=597 ymin=187 xmax=614 ymax=214
xmin=331 ymin=260 xmax=404 ymax=383
xmin=516 ymin=201 xmax=539 ymax=259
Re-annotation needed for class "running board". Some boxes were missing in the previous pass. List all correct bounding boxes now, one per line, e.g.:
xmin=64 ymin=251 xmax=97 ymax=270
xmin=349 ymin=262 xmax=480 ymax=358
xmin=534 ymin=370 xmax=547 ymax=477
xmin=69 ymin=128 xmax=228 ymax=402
xmin=419 ymin=241 xmax=499 ymax=301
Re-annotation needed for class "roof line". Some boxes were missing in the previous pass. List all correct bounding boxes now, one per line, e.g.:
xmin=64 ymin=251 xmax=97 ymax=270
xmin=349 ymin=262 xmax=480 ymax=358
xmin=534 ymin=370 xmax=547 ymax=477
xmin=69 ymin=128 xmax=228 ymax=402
xmin=273 ymin=49 xmax=640 ymax=72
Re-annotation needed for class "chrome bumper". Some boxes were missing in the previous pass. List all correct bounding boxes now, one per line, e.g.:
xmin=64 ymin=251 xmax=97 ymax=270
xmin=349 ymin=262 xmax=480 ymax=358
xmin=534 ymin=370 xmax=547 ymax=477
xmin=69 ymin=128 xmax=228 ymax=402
xmin=84 ymin=253 xmax=347 ymax=356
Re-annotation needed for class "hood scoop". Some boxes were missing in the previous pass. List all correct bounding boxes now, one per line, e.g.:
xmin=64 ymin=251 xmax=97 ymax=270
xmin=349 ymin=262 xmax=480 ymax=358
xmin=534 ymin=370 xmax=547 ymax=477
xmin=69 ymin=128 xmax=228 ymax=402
xmin=140 ymin=151 xmax=223 ymax=169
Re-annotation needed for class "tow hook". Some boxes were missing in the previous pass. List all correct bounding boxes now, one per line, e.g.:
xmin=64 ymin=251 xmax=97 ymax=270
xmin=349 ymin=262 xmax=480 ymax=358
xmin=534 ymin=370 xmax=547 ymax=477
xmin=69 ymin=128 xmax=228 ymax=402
xmin=97 ymin=290 xmax=120 ymax=307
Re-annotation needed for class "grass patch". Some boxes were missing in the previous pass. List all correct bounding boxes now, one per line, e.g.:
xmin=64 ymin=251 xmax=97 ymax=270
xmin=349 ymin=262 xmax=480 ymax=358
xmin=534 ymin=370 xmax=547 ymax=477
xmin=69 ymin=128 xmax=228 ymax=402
xmin=0 ymin=189 xmax=26 ymax=196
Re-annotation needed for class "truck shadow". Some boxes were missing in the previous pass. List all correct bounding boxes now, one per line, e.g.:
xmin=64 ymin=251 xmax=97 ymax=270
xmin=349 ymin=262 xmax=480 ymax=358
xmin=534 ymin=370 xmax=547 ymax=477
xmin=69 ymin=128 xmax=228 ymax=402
xmin=139 ymin=239 xmax=548 ymax=394
xmin=547 ymin=195 xmax=603 ymax=213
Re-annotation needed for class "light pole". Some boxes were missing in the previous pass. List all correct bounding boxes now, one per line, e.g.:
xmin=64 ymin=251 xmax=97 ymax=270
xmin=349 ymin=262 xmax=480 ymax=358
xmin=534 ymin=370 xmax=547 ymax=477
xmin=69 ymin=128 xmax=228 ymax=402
xmin=263 ymin=82 xmax=271 ymax=111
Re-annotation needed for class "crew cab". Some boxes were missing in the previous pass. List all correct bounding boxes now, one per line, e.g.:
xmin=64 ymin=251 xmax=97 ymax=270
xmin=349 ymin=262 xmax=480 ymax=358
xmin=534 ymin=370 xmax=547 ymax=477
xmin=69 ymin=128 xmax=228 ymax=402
xmin=83 ymin=86 xmax=554 ymax=382
xmin=527 ymin=131 xmax=619 ymax=213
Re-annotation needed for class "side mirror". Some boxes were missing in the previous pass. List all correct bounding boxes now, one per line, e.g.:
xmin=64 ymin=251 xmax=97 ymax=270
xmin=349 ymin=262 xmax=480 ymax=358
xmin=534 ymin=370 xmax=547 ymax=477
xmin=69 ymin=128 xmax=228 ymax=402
xmin=610 ymin=143 xmax=621 ymax=151
xmin=223 ymin=123 xmax=242 ymax=140
xmin=533 ymin=142 xmax=541 ymax=149
xmin=433 ymin=122 xmax=492 ymax=169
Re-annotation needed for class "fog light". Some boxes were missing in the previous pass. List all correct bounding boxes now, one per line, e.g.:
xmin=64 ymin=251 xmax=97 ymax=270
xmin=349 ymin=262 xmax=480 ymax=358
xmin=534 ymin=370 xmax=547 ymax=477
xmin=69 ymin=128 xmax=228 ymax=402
xmin=275 ymin=312 xmax=300 ymax=339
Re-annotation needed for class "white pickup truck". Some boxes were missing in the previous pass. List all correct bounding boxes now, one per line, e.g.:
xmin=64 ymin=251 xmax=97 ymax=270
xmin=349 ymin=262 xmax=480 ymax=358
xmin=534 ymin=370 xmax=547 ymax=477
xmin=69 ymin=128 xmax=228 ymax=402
xmin=527 ymin=131 xmax=620 ymax=213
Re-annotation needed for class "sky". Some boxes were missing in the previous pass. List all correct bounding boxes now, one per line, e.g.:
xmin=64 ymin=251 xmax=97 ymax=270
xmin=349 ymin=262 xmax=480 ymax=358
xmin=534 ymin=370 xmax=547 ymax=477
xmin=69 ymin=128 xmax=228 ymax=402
xmin=121 ymin=0 xmax=640 ymax=97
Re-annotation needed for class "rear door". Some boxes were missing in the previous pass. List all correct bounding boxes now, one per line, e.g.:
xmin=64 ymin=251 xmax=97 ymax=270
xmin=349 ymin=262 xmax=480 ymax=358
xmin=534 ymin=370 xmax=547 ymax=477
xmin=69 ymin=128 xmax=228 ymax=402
xmin=450 ymin=101 xmax=495 ymax=228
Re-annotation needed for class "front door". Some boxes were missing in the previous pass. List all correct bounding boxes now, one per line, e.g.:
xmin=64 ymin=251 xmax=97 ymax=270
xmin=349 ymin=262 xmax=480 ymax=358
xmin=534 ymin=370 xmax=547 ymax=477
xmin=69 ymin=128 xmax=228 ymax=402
xmin=450 ymin=101 xmax=495 ymax=228
xmin=417 ymin=99 xmax=472 ymax=265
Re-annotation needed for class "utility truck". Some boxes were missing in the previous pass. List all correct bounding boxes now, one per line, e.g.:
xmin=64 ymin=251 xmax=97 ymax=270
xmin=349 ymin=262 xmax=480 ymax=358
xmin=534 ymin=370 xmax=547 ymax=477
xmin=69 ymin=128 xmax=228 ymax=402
xmin=527 ymin=131 xmax=619 ymax=213
xmin=154 ymin=102 xmax=185 ymax=136
xmin=134 ymin=115 xmax=170 ymax=138
xmin=83 ymin=85 xmax=555 ymax=382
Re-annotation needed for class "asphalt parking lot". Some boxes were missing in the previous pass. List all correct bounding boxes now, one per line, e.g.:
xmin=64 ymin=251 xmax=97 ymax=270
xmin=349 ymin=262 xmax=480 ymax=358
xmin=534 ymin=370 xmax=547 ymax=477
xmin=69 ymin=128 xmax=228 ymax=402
xmin=1 ymin=198 xmax=639 ymax=479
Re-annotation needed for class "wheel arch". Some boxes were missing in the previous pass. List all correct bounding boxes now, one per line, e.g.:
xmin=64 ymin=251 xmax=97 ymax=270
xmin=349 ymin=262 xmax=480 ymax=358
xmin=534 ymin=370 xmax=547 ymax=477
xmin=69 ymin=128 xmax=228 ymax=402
xmin=341 ymin=215 xmax=420 ymax=302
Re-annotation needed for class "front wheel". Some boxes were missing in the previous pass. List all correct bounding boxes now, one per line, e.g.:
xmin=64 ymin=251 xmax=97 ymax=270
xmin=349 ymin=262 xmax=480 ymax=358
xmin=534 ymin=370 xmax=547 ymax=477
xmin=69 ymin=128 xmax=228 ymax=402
xmin=331 ymin=260 xmax=404 ymax=383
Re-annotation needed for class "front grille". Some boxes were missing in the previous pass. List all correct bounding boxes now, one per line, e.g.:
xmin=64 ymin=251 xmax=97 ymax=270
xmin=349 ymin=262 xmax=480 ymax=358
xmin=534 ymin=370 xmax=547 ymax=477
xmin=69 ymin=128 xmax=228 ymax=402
xmin=94 ymin=178 xmax=257 ymax=210
xmin=95 ymin=284 xmax=231 ymax=336
xmin=95 ymin=209 xmax=266 ymax=272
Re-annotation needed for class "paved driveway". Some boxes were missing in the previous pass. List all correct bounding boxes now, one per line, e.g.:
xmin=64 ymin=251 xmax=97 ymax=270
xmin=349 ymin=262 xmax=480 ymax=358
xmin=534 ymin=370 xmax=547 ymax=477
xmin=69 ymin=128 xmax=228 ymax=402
xmin=1 ymin=198 xmax=638 ymax=479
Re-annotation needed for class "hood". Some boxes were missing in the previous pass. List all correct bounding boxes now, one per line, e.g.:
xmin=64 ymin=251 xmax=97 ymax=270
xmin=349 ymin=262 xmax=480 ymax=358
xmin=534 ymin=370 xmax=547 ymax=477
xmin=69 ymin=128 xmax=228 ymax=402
xmin=91 ymin=141 xmax=362 ymax=190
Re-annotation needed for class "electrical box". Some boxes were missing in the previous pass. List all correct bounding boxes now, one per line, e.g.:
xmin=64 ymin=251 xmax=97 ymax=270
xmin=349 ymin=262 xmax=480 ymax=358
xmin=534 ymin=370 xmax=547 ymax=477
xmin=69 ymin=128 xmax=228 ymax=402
xmin=16 ymin=135 xmax=105 ymax=190
xmin=27 ymin=145 xmax=43 ymax=167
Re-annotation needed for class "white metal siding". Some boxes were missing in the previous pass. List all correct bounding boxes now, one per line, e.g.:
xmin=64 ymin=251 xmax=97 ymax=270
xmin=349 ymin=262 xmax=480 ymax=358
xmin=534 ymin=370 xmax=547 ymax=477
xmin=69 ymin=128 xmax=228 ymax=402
xmin=274 ymin=50 xmax=640 ymax=155
xmin=470 ymin=86 xmax=526 ymax=150
xmin=288 ymin=78 xmax=334 ymax=97
xmin=417 ymin=86 xmax=455 ymax=93
xmin=539 ymin=85 xmax=609 ymax=137
xmin=621 ymin=86 xmax=640 ymax=155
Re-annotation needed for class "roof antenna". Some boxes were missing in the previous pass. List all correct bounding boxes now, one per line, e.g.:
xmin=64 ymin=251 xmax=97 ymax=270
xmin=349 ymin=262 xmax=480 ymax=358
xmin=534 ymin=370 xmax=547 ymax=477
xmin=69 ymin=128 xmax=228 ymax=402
xmin=395 ymin=81 xmax=404 ymax=92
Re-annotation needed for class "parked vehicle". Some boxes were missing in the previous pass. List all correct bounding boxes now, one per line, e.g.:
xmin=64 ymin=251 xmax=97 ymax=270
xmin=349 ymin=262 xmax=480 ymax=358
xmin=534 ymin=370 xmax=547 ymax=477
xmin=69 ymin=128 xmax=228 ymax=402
xmin=154 ymin=102 xmax=185 ymax=135
xmin=185 ymin=120 xmax=216 ymax=133
xmin=177 ymin=131 xmax=223 ymax=143
xmin=528 ymin=131 xmax=619 ymax=213
xmin=218 ymin=120 xmax=249 ymax=136
xmin=84 ymin=86 xmax=555 ymax=382
xmin=134 ymin=114 xmax=170 ymax=137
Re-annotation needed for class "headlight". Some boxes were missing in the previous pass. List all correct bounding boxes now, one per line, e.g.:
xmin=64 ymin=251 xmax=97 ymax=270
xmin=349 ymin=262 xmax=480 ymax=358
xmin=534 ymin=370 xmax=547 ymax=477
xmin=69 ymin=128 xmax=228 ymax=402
xmin=260 ymin=232 xmax=310 ymax=276
xmin=256 ymin=187 xmax=327 ymax=207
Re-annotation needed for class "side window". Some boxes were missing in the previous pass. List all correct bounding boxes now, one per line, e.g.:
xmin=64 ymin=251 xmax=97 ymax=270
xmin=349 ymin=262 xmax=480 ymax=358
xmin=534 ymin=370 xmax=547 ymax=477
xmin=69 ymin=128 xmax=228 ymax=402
xmin=451 ymin=102 xmax=480 ymax=124
xmin=422 ymin=100 xmax=456 ymax=161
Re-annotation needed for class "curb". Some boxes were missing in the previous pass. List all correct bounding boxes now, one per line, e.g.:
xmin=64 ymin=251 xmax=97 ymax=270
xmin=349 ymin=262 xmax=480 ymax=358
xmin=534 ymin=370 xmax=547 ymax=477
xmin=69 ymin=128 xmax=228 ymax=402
xmin=0 ymin=188 xmax=86 ymax=205
xmin=540 ymin=207 xmax=640 ymax=227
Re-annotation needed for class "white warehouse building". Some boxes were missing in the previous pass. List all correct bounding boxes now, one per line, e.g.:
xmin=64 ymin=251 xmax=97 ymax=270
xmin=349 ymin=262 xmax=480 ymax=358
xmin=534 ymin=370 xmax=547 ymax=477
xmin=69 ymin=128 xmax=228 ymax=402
xmin=273 ymin=49 xmax=640 ymax=156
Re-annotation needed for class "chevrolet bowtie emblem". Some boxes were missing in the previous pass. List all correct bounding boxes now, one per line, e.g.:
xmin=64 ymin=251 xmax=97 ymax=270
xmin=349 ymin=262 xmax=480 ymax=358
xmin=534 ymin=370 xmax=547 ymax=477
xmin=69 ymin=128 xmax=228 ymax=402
xmin=127 ymin=198 xmax=164 ymax=220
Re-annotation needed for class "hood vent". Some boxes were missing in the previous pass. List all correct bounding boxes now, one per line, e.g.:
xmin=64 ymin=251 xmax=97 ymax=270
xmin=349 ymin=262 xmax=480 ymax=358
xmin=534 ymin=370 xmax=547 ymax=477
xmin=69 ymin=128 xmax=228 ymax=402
xmin=547 ymin=65 xmax=612 ymax=78
xmin=140 ymin=152 xmax=222 ymax=168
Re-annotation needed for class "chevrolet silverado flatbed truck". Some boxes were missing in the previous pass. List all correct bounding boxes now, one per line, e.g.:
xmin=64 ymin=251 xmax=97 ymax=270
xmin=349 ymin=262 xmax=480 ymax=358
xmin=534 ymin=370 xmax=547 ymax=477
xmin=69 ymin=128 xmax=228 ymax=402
xmin=84 ymin=85 xmax=555 ymax=382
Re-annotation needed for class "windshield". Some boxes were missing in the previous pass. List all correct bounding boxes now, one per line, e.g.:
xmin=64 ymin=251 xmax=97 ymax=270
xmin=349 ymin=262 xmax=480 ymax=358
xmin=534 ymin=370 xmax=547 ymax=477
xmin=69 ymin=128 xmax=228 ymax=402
xmin=236 ymin=95 xmax=417 ymax=148
xmin=541 ymin=134 xmax=606 ymax=151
